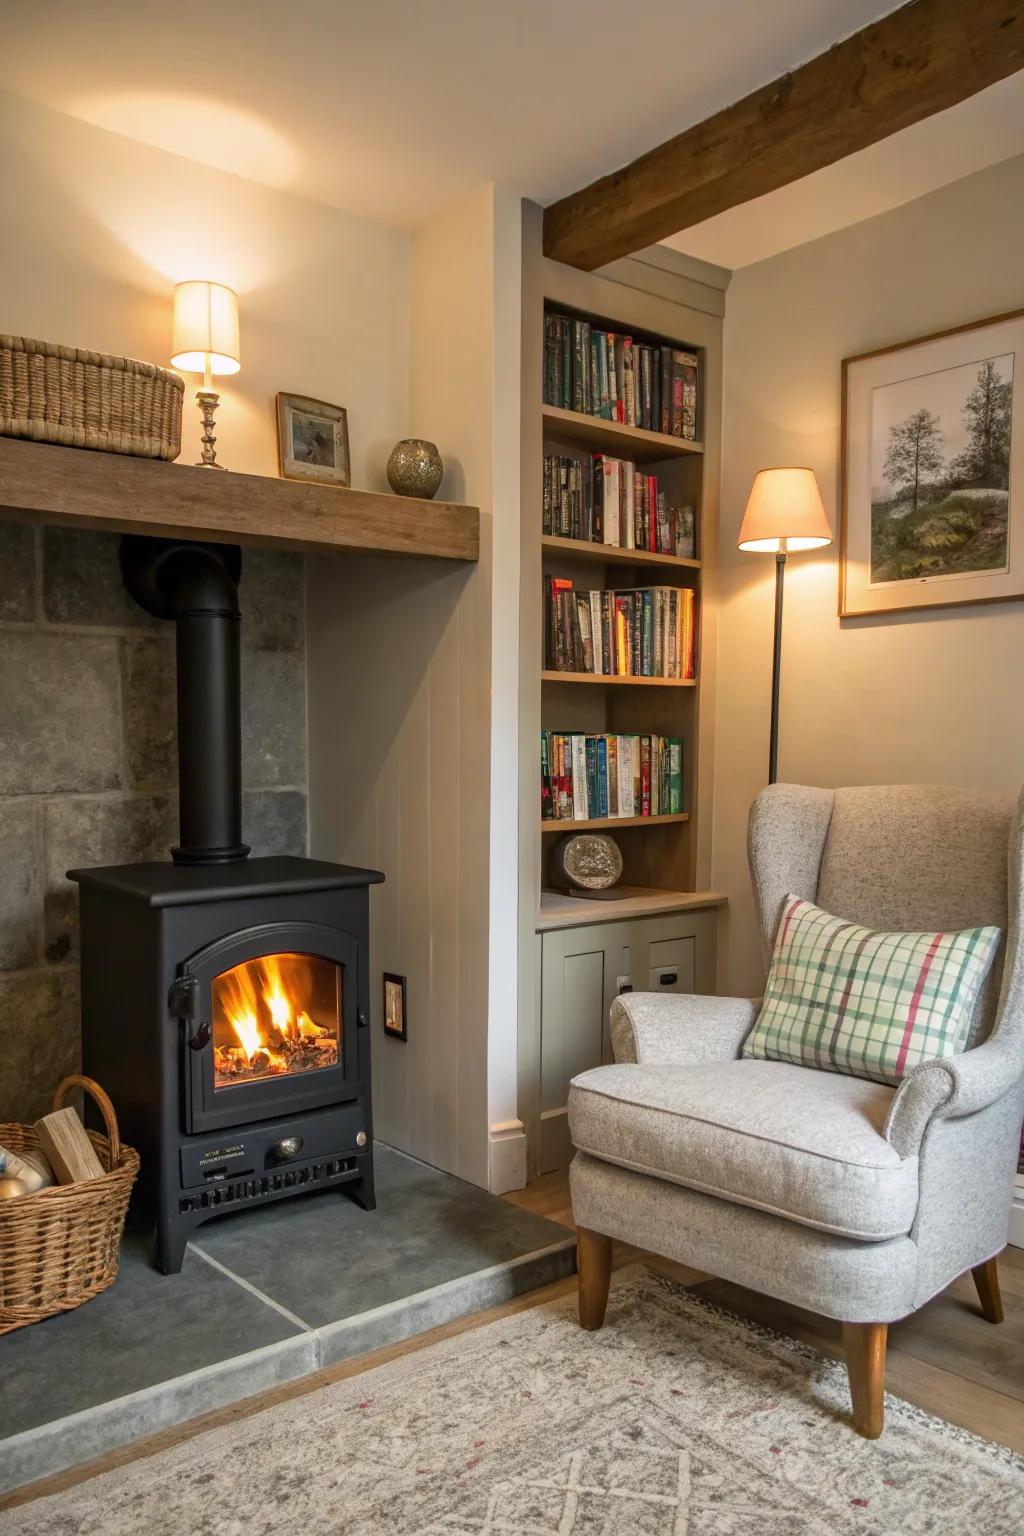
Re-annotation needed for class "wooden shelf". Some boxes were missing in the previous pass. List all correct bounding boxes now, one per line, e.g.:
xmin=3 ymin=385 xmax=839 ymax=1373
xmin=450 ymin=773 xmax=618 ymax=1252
xmin=541 ymin=535 xmax=699 ymax=571
xmin=542 ymin=404 xmax=703 ymax=460
xmin=537 ymin=887 xmax=726 ymax=932
xmin=541 ymin=670 xmax=696 ymax=687
xmin=542 ymin=812 xmax=688 ymax=833
xmin=0 ymin=437 xmax=479 ymax=561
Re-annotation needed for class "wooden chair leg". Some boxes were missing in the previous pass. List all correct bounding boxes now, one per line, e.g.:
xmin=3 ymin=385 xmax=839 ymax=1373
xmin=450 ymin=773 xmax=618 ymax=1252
xmin=971 ymin=1256 xmax=1004 ymax=1324
xmin=577 ymin=1226 xmax=612 ymax=1331
xmin=842 ymin=1322 xmax=887 ymax=1439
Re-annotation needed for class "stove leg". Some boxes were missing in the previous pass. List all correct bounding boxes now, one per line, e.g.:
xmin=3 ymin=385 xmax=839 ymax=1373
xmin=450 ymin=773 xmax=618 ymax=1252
xmin=348 ymin=1160 xmax=376 ymax=1212
xmin=157 ymin=1219 xmax=190 ymax=1275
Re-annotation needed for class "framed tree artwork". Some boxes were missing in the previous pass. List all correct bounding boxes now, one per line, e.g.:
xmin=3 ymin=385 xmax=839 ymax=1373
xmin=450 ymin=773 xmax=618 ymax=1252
xmin=840 ymin=310 xmax=1024 ymax=617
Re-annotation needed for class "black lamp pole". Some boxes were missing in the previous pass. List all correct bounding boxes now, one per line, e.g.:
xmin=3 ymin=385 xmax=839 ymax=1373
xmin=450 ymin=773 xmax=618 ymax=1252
xmin=768 ymin=549 xmax=786 ymax=785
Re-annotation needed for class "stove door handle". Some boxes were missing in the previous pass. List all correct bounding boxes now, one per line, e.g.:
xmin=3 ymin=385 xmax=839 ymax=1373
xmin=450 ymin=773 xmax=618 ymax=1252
xmin=168 ymin=976 xmax=210 ymax=1050
xmin=189 ymin=1020 xmax=212 ymax=1052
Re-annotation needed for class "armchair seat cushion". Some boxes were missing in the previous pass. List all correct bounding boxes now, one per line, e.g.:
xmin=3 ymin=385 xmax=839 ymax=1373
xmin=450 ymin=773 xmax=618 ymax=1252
xmin=568 ymin=1059 xmax=918 ymax=1242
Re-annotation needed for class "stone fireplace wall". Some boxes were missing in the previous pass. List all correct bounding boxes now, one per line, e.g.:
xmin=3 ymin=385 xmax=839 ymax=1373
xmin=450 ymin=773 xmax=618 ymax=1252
xmin=0 ymin=520 xmax=308 ymax=1122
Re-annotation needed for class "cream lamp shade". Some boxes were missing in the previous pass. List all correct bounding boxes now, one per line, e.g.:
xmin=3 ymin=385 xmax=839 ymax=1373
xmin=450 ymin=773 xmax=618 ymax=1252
xmin=737 ymin=467 xmax=831 ymax=553
xmin=170 ymin=281 xmax=241 ymax=376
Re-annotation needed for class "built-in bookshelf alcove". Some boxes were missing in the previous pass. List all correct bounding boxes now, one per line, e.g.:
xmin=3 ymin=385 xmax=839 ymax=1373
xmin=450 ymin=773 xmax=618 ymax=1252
xmin=535 ymin=287 xmax=711 ymax=905
xmin=517 ymin=219 xmax=727 ymax=1178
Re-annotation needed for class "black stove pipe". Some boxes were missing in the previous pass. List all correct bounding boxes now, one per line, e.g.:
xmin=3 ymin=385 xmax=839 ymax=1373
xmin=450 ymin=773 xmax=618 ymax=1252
xmin=120 ymin=537 xmax=250 ymax=865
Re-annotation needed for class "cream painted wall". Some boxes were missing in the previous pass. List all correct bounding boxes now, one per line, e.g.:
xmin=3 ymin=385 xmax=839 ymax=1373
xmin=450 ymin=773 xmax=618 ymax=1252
xmin=308 ymin=185 xmax=520 ymax=1192
xmin=0 ymin=91 xmax=409 ymax=485
xmin=714 ymin=152 xmax=1024 ymax=997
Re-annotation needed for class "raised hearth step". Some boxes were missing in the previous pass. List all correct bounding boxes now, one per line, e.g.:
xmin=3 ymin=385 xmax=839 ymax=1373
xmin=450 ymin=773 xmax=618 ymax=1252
xmin=0 ymin=1146 xmax=575 ymax=1495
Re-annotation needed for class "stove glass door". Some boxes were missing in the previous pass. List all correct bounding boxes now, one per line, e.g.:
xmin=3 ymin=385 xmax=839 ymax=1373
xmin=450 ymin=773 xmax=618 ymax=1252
xmin=211 ymin=951 xmax=341 ymax=1090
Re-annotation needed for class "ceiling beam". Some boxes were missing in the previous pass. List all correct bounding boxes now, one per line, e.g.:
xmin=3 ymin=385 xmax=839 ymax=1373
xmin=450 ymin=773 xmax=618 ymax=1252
xmin=543 ymin=0 xmax=1024 ymax=271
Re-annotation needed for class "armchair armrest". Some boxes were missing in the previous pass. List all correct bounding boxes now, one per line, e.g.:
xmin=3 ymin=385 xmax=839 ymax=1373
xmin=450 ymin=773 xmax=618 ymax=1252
xmin=884 ymin=1039 xmax=1023 ymax=1156
xmin=610 ymin=992 xmax=758 ymax=1066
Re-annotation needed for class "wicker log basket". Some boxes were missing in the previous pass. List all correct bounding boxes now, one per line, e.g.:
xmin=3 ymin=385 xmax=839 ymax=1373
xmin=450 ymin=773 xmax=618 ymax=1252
xmin=0 ymin=1077 xmax=139 ymax=1334
xmin=0 ymin=335 xmax=183 ymax=459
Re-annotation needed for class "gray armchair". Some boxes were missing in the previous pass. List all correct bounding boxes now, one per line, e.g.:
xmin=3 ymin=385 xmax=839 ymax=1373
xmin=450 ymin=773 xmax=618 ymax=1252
xmin=567 ymin=784 xmax=1024 ymax=1437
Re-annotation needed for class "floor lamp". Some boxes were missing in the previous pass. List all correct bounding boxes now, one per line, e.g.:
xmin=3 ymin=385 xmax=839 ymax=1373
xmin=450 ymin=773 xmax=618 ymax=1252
xmin=737 ymin=468 xmax=831 ymax=784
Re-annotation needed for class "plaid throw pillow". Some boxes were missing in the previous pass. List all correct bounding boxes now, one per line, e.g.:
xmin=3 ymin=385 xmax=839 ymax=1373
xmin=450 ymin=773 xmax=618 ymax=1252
xmin=743 ymin=895 xmax=1001 ymax=1086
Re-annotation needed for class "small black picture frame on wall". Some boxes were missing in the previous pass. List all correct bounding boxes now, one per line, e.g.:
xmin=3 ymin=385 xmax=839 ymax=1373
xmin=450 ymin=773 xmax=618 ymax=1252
xmin=382 ymin=973 xmax=407 ymax=1041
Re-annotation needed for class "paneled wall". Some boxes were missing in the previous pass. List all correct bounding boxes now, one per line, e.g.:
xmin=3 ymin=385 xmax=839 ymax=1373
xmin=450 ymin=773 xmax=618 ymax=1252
xmin=305 ymin=551 xmax=489 ymax=1184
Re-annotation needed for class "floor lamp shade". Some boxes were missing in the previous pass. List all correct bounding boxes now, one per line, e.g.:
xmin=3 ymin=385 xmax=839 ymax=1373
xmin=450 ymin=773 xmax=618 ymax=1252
xmin=737 ymin=467 xmax=831 ymax=553
xmin=738 ymin=467 xmax=831 ymax=785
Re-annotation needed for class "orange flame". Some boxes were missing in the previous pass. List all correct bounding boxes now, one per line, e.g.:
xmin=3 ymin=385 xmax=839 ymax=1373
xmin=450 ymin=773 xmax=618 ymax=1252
xmin=211 ymin=952 xmax=336 ymax=1086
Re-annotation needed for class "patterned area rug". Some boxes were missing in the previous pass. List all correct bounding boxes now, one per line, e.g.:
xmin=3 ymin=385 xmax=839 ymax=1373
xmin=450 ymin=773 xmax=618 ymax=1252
xmin=3 ymin=1268 xmax=1022 ymax=1534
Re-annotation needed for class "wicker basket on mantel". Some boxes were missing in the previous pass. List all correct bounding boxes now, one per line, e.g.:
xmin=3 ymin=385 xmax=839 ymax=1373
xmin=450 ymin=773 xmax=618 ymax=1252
xmin=0 ymin=1077 xmax=140 ymax=1333
xmin=0 ymin=334 xmax=184 ymax=459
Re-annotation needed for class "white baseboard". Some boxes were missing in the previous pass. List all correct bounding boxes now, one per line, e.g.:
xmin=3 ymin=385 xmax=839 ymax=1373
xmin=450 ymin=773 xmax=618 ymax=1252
xmin=1009 ymin=1175 xmax=1024 ymax=1250
xmin=489 ymin=1120 xmax=527 ymax=1195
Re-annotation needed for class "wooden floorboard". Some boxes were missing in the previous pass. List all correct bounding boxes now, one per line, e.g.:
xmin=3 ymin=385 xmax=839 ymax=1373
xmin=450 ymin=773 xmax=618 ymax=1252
xmin=5 ymin=1169 xmax=1022 ymax=1510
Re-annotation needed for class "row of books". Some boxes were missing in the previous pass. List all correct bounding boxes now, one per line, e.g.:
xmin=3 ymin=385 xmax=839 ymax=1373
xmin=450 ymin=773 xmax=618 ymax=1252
xmin=547 ymin=580 xmax=696 ymax=679
xmin=542 ymin=732 xmax=683 ymax=822
xmin=543 ymin=452 xmax=696 ymax=557
xmin=544 ymin=311 xmax=698 ymax=439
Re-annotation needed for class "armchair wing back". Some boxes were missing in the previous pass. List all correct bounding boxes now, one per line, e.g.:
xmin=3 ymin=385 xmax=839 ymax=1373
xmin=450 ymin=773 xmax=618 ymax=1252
xmin=748 ymin=782 xmax=1016 ymax=1046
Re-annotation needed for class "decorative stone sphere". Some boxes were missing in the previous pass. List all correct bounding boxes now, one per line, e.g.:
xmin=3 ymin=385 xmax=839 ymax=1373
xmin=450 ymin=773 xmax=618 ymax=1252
xmin=387 ymin=439 xmax=444 ymax=499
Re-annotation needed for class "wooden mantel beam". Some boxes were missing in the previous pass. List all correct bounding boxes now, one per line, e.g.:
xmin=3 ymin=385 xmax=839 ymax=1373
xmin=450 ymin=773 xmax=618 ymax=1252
xmin=0 ymin=437 xmax=479 ymax=561
xmin=543 ymin=0 xmax=1024 ymax=271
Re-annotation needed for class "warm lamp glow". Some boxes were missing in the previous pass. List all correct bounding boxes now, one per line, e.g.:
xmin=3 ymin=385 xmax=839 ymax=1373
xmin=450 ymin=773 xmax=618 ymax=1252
xmin=738 ymin=467 xmax=831 ymax=553
xmin=171 ymin=281 xmax=240 ymax=376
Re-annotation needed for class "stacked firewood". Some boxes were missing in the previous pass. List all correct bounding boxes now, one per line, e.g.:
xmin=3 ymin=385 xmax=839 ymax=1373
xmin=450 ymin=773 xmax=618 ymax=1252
xmin=0 ymin=1107 xmax=104 ymax=1199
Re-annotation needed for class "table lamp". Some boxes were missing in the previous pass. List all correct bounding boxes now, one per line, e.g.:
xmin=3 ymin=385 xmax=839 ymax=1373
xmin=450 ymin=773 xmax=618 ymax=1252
xmin=170 ymin=281 xmax=240 ymax=469
xmin=737 ymin=467 xmax=831 ymax=783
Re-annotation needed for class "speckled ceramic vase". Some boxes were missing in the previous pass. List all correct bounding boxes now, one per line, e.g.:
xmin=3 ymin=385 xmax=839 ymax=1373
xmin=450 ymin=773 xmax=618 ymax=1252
xmin=387 ymin=438 xmax=444 ymax=499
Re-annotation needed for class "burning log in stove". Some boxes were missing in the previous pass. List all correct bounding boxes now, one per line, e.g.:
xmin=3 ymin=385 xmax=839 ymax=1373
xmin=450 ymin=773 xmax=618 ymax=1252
xmin=214 ymin=1029 xmax=338 ymax=1085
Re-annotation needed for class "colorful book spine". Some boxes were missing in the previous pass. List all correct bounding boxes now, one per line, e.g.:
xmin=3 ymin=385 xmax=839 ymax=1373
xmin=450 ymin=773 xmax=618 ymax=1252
xmin=541 ymin=733 xmax=685 ymax=821
xmin=541 ymin=732 xmax=553 ymax=819
xmin=543 ymin=312 xmax=699 ymax=441
xmin=546 ymin=582 xmax=697 ymax=681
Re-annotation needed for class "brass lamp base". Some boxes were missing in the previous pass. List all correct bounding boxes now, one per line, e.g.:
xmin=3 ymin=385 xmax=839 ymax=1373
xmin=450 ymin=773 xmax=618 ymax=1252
xmin=195 ymin=389 xmax=226 ymax=469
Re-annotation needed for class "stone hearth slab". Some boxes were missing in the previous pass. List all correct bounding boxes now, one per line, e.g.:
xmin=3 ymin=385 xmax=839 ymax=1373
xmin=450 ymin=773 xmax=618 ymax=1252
xmin=192 ymin=1141 xmax=568 ymax=1329
xmin=0 ymin=1146 xmax=574 ymax=1494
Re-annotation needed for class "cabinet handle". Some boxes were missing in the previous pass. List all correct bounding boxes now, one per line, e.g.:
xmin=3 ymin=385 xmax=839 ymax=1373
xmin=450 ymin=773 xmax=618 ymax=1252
xmin=658 ymin=972 xmax=678 ymax=986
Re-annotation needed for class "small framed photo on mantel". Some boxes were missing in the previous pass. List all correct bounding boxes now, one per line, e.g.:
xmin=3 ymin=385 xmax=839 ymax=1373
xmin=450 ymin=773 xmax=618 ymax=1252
xmin=840 ymin=309 xmax=1024 ymax=618
xmin=382 ymin=973 xmax=407 ymax=1042
xmin=276 ymin=392 xmax=350 ymax=487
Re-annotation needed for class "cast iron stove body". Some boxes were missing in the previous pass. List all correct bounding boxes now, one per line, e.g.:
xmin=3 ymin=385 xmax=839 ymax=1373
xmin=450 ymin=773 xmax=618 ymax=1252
xmin=70 ymin=537 xmax=382 ymax=1273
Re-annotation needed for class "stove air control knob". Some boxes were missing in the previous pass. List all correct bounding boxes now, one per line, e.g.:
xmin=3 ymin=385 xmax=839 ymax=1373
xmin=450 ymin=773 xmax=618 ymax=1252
xmin=273 ymin=1136 xmax=303 ymax=1162
xmin=356 ymin=1131 xmax=367 ymax=1148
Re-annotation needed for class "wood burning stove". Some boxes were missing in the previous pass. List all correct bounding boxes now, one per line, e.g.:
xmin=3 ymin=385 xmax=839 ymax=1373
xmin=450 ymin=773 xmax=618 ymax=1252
xmin=70 ymin=537 xmax=382 ymax=1273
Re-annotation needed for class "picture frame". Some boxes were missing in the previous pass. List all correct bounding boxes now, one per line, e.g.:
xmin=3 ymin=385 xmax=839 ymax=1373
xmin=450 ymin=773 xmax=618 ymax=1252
xmin=276 ymin=392 xmax=350 ymax=487
xmin=382 ymin=973 xmax=407 ymax=1041
xmin=840 ymin=309 xmax=1024 ymax=618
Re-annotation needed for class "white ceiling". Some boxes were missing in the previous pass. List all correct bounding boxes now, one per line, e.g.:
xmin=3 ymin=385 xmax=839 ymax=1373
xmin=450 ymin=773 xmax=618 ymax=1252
xmin=4 ymin=0 xmax=898 ymax=231
xmin=4 ymin=1 xmax=1023 ymax=267
xmin=665 ymin=72 xmax=1024 ymax=269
